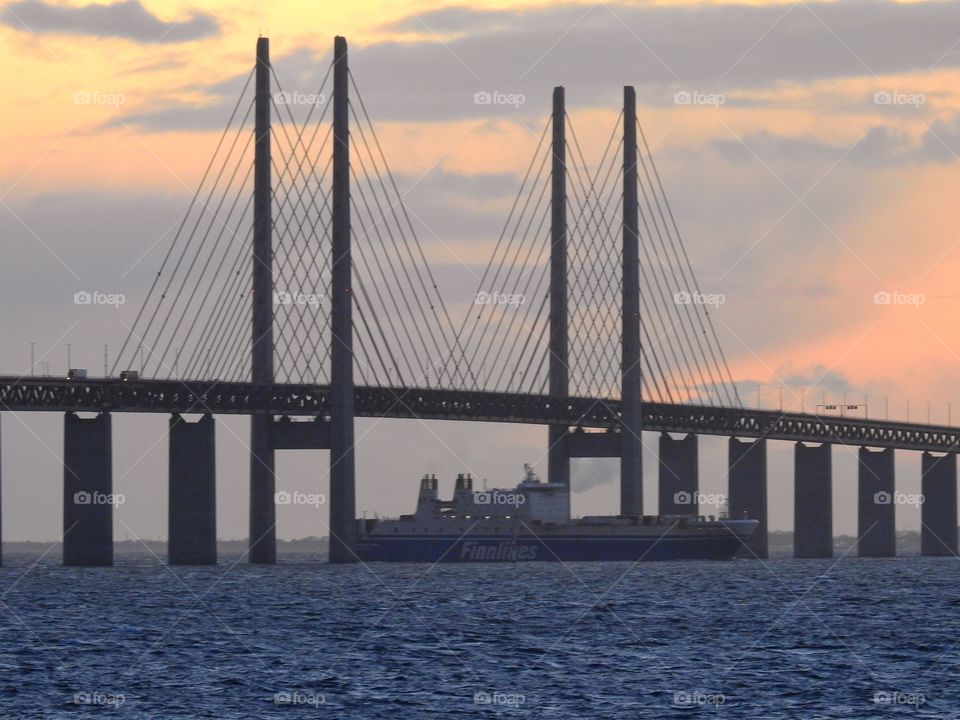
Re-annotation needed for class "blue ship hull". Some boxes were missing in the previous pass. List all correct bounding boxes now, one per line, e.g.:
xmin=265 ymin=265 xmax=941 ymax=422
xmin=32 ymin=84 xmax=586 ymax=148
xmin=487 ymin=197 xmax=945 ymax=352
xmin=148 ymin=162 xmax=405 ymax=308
xmin=356 ymin=533 xmax=747 ymax=562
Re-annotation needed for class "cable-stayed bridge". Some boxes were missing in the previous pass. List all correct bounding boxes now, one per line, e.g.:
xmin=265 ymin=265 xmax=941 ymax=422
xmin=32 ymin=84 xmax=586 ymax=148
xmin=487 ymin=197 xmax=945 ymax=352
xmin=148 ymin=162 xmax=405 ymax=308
xmin=0 ymin=36 xmax=957 ymax=565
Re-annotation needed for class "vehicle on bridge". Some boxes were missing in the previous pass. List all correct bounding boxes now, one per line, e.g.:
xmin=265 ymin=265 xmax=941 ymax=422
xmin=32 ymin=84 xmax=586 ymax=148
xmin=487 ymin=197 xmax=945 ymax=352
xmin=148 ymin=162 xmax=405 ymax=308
xmin=355 ymin=465 xmax=758 ymax=562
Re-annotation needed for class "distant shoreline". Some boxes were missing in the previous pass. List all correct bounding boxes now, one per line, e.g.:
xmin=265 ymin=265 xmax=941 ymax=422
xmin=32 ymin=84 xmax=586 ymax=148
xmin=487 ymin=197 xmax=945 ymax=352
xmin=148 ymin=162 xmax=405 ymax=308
xmin=0 ymin=531 xmax=943 ymax=558
xmin=1 ymin=537 xmax=328 ymax=555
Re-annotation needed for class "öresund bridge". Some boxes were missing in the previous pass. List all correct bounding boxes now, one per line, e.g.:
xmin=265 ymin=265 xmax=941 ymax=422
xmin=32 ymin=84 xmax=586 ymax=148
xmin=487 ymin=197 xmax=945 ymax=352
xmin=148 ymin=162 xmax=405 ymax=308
xmin=1 ymin=37 xmax=956 ymax=565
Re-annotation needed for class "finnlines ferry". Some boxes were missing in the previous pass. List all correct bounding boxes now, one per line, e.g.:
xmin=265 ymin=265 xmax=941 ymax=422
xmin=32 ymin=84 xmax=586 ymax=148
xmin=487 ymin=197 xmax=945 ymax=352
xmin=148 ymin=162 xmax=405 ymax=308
xmin=355 ymin=466 xmax=758 ymax=562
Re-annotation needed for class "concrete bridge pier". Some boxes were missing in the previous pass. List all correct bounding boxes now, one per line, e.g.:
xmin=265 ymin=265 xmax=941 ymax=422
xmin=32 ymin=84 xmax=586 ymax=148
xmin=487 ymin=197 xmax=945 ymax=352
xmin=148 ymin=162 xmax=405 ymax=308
xmin=857 ymin=447 xmax=895 ymax=557
xmin=658 ymin=433 xmax=698 ymax=515
xmin=794 ymin=442 xmax=833 ymax=558
xmin=168 ymin=414 xmax=217 ymax=565
xmin=249 ymin=416 xmax=276 ymax=563
xmin=63 ymin=412 xmax=113 ymax=566
xmin=728 ymin=437 xmax=768 ymax=558
xmin=921 ymin=451 xmax=957 ymax=556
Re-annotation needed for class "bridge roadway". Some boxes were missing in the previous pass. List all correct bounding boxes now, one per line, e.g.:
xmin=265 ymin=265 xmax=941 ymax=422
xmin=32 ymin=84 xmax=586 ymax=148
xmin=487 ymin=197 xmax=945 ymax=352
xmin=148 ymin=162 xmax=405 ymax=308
xmin=0 ymin=376 xmax=957 ymax=453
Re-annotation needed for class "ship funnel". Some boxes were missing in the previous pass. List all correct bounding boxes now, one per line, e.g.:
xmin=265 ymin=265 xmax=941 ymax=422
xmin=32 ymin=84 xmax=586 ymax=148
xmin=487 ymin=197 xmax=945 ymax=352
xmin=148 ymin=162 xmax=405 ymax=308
xmin=416 ymin=474 xmax=439 ymax=512
xmin=455 ymin=473 xmax=473 ymax=491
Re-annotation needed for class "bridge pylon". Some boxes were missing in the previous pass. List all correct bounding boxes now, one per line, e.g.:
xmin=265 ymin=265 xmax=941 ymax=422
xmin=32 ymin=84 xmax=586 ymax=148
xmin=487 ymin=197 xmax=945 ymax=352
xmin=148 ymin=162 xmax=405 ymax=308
xmin=249 ymin=36 xmax=277 ymax=563
xmin=327 ymin=35 xmax=357 ymax=563
xmin=548 ymin=86 xmax=570 ymax=492
xmin=620 ymin=86 xmax=643 ymax=516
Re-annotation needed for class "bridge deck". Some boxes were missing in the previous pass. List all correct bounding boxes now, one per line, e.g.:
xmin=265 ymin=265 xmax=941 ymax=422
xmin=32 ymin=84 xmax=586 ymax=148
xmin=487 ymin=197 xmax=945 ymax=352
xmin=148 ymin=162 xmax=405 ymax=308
xmin=0 ymin=377 xmax=956 ymax=453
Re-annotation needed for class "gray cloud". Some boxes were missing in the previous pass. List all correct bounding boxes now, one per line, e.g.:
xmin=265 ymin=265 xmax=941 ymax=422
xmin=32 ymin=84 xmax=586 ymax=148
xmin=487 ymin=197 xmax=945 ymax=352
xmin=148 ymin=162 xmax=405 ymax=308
xmin=105 ymin=46 xmax=316 ymax=132
xmin=1 ymin=0 xmax=218 ymax=43
xmin=733 ymin=365 xmax=896 ymax=407
xmin=381 ymin=0 xmax=960 ymax=89
xmin=710 ymin=122 xmax=960 ymax=169
xmin=109 ymin=0 xmax=960 ymax=132
xmin=778 ymin=364 xmax=854 ymax=394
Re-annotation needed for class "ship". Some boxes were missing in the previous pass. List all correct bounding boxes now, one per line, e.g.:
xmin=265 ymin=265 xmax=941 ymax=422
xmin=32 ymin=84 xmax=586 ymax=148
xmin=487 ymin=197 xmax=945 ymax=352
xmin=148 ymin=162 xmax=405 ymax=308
xmin=355 ymin=465 xmax=758 ymax=562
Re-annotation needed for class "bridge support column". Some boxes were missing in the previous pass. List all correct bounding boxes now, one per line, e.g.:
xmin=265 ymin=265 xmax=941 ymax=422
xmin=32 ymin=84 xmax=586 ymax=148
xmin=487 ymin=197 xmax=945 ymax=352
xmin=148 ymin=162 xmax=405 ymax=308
xmin=249 ymin=36 xmax=276 ymax=564
xmin=63 ymin=412 xmax=113 ymax=566
xmin=169 ymin=414 xmax=216 ymax=565
xmin=329 ymin=35 xmax=357 ymax=563
xmin=794 ymin=442 xmax=832 ymax=558
xmin=921 ymin=452 xmax=957 ymax=556
xmin=857 ymin=447 xmax=895 ymax=557
xmin=659 ymin=433 xmax=697 ymax=514
xmin=547 ymin=85 xmax=569 ymax=491
xmin=249 ymin=416 xmax=275 ymax=563
xmin=728 ymin=437 xmax=767 ymax=558
xmin=620 ymin=85 xmax=643 ymax=516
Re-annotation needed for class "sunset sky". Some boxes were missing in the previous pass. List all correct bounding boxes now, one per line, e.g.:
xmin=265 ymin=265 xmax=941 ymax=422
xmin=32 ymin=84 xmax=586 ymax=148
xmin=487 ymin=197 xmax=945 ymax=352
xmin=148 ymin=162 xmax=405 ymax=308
xmin=2 ymin=0 xmax=960 ymax=541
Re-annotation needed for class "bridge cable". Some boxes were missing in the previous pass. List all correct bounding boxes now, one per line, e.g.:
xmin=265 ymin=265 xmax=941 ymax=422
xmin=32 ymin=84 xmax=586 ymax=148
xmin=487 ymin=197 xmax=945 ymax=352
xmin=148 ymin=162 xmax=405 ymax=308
xmin=349 ymin=71 xmax=477 ymax=390
xmin=461 ymin=123 xmax=552 ymax=391
xmin=112 ymin=69 xmax=255 ymax=375
xmin=637 ymin=118 xmax=741 ymax=406
xmin=448 ymin=118 xmax=551 ymax=390
xmin=347 ymin=108 xmax=448 ymax=386
xmin=634 ymin=142 xmax=724 ymax=405
xmin=121 ymin=93 xmax=255 ymax=377
xmin=268 ymin=71 xmax=336 ymax=382
xmin=148 ymin=124 xmax=255 ymax=377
